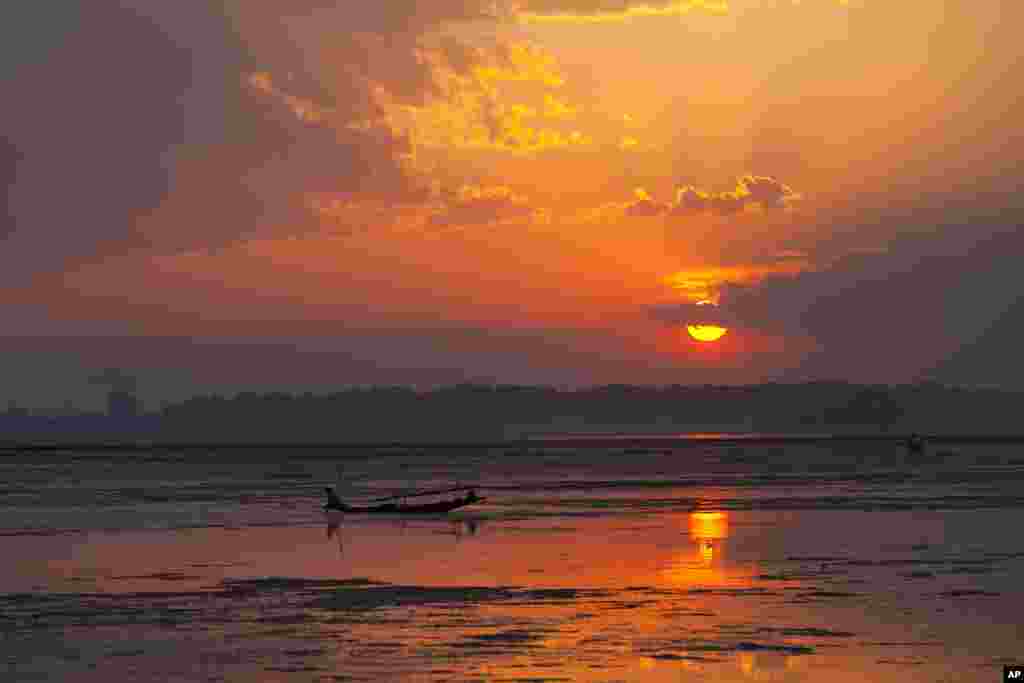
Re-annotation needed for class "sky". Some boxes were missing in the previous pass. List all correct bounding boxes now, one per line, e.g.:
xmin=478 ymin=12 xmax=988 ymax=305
xmin=2 ymin=0 xmax=1023 ymax=408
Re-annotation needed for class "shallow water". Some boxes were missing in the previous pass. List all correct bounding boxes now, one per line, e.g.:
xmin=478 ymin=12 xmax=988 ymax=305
xmin=2 ymin=442 xmax=1022 ymax=681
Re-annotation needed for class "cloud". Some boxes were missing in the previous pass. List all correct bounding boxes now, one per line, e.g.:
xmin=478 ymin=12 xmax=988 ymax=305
xmin=239 ymin=70 xmax=418 ymax=197
xmin=619 ymin=136 xmax=640 ymax=150
xmin=2 ymin=1 xmax=545 ymax=279
xmin=512 ymin=0 xmax=853 ymax=25
xmin=697 ymin=175 xmax=800 ymax=214
xmin=428 ymin=185 xmax=540 ymax=228
xmin=400 ymin=41 xmax=595 ymax=155
xmin=672 ymin=186 xmax=711 ymax=213
xmin=515 ymin=0 xmax=729 ymax=24
xmin=662 ymin=258 xmax=811 ymax=303
xmin=0 ymin=136 xmax=20 ymax=238
xmin=709 ymin=189 xmax=747 ymax=215
xmin=88 ymin=368 xmax=138 ymax=393
xmin=650 ymin=300 xmax=737 ymax=327
xmin=648 ymin=204 xmax=1024 ymax=385
xmin=620 ymin=176 xmax=801 ymax=220
xmin=624 ymin=188 xmax=669 ymax=217
xmin=437 ymin=35 xmax=485 ymax=74
xmin=300 ymin=169 xmax=800 ymax=237
xmin=740 ymin=175 xmax=800 ymax=209
xmin=2 ymin=1 xmax=199 ymax=280
xmin=542 ymin=94 xmax=578 ymax=120
xmin=246 ymin=72 xmax=330 ymax=125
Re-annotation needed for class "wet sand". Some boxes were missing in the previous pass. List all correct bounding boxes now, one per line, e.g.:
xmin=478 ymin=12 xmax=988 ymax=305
xmin=3 ymin=442 xmax=1023 ymax=681
xmin=4 ymin=504 xmax=1022 ymax=682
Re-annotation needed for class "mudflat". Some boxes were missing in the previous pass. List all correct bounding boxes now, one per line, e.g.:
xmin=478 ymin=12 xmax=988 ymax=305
xmin=2 ymin=442 xmax=1022 ymax=681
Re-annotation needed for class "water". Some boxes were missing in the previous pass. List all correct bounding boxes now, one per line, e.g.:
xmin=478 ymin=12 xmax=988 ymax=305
xmin=2 ymin=440 xmax=1022 ymax=681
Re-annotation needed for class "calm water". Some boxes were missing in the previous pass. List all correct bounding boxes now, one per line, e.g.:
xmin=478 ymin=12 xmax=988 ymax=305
xmin=2 ymin=440 xmax=1023 ymax=681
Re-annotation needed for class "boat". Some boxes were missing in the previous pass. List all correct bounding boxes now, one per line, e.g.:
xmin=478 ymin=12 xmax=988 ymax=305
xmin=323 ymin=486 xmax=485 ymax=515
xmin=905 ymin=433 xmax=927 ymax=454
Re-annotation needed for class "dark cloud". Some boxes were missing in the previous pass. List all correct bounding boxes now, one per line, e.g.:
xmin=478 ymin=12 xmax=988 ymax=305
xmin=651 ymin=202 xmax=1024 ymax=386
xmin=88 ymin=368 xmax=138 ymax=394
xmin=0 ymin=4 xmax=85 ymax=81
xmin=935 ymin=297 xmax=1024 ymax=389
xmin=271 ymin=0 xmax=490 ymax=35
xmin=1 ymin=1 xmax=500 ymax=282
xmin=0 ymin=136 xmax=20 ymax=237
xmin=774 ymin=214 xmax=1024 ymax=385
xmin=709 ymin=191 xmax=747 ymax=215
xmin=227 ymin=1 xmax=496 ymax=110
xmin=2 ymin=2 xmax=194 ymax=280
xmin=740 ymin=175 xmax=797 ymax=209
xmin=650 ymin=301 xmax=736 ymax=327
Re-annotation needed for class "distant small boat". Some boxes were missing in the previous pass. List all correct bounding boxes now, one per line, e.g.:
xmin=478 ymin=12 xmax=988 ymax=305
xmin=323 ymin=486 xmax=485 ymax=515
xmin=905 ymin=434 xmax=926 ymax=454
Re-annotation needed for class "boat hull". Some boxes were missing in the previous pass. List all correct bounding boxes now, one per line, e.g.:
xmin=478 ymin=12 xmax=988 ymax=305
xmin=325 ymin=497 xmax=485 ymax=515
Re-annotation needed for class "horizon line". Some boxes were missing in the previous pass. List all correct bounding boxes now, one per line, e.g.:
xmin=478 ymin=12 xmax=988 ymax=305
xmin=4 ymin=433 xmax=1024 ymax=452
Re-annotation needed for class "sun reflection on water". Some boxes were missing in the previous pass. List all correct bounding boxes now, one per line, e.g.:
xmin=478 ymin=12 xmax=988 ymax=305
xmin=689 ymin=510 xmax=729 ymax=542
xmin=691 ymin=510 xmax=729 ymax=565
xmin=662 ymin=509 xmax=739 ymax=586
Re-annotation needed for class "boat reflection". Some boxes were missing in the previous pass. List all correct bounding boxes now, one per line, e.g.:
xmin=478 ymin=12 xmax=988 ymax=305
xmin=326 ymin=510 xmax=344 ymax=554
xmin=324 ymin=512 xmax=482 ymax=555
xmin=451 ymin=518 xmax=480 ymax=539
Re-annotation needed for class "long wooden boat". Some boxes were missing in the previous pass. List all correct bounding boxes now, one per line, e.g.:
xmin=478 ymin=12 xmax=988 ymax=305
xmin=323 ymin=487 xmax=484 ymax=515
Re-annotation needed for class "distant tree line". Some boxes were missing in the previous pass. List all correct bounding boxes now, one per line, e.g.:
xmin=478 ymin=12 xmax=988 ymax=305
xmin=1 ymin=382 xmax=1020 ymax=443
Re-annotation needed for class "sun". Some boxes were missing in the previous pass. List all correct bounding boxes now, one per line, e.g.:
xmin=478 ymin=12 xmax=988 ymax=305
xmin=687 ymin=324 xmax=728 ymax=342
xmin=685 ymin=299 xmax=728 ymax=342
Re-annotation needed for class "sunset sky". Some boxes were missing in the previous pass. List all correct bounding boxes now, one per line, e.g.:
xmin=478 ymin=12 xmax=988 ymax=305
xmin=3 ymin=0 xmax=1023 ymax=407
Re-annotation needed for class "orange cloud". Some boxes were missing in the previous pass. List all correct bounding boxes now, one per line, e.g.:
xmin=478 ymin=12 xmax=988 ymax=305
xmin=542 ymin=93 xmax=578 ymax=120
xmin=473 ymin=43 xmax=566 ymax=90
xmin=428 ymin=185 xmax=545 ymax=228
xmin=511 ymin=0 xmax=855 ymax=23
xmin=624 ymin=188 xmax=669 ymax=216
xmin=740 ymin=175 xmax=801 ymax=208
xmin=399 ymin=42 xmax=594 ymax=156
xmin=663 ymin=258 xmax=811 ymax=303
xmin=598 ymin=176 xmax=800 ymax=222
xmin=674 ymin=176 xmax=800 ymax=215
xmin=673 ymin=185 xmax=712 ymax=212
xmin=515 ymin=0 xmax=730 ymax=24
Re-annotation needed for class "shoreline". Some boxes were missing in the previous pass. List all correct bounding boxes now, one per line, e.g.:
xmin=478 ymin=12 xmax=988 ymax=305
xmin=4 ymin=432 xmax=1024 ymax=452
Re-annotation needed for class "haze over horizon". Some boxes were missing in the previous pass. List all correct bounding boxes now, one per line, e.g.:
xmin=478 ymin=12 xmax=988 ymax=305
xmin=3 ymin=1 xmax=1023 ymax=409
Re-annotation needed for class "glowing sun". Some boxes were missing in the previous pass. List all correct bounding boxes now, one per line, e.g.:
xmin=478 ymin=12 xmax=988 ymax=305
xmin=687 ymin=325 xmax=728 ymax=342
xmin=685 ymin=299 xmax=728 ymax=342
